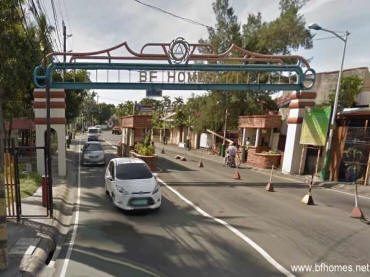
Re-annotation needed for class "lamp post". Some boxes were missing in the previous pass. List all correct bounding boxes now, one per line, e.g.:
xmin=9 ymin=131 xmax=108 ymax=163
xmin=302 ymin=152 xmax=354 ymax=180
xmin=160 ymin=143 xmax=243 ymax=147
xmin=308 ymin=23 xmax=350 ymax=180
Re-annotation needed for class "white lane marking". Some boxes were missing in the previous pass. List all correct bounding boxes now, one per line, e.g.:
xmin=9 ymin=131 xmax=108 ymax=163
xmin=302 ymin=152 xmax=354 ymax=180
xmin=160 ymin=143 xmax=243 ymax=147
xmin=241 ymin=167 xmax=370 ymax=202
xmin=60 ymin=140 xmax=82 ymax=277
xmin=105 ymin=139 xmax=118 ymax=149
xmin=322 ymin=187 xmax=370 ymax=201
xmin=157 ymin=177 xmax=295 ymax=277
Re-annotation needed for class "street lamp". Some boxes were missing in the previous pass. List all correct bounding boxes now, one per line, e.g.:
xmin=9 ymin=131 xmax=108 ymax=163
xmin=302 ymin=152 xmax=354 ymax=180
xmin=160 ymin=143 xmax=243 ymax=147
xmin=308 ymin=23 xmax=350 ymax=180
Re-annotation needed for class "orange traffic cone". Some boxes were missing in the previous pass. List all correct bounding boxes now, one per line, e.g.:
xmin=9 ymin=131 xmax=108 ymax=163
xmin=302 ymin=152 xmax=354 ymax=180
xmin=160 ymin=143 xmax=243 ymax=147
xmin=266 ymin=182 xmax=274 ymax=192
xmin=351 ymin=183 xmax=365 ymax=219
xmin=199 ymin=159 xmax=204 ymax=168
xmin=302 ymin=174 xmax=315 ymax=205
xmin=266 ymin=165 xmax=274 ymax=192
xmin=351 ymin=206 xmax=364 ymax=219
xmin=233 ymin=169 xmax=241 ymax=180
xmin=301 ymin=191 xmax=315 ymax=205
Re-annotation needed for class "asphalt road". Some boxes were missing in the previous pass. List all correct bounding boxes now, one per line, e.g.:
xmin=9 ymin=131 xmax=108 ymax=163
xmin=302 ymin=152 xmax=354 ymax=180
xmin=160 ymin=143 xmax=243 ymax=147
xmin=52 ymin=131 xmax=370 ymax=277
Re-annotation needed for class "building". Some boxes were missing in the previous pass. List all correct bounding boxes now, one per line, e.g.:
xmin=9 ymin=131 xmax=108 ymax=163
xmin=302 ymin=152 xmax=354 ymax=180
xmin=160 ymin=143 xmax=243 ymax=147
xmin=274 ymin=67 xmax=370 ymax=184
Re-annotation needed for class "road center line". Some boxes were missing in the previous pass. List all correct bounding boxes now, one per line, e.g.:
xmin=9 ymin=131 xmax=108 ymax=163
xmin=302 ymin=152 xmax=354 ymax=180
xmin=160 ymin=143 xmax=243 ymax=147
xmin=105 ymin=139 xmax=118 ymax=149
xmin=157 ymin=177 xmax=295 ymax=277
xmin=60 ymin=139 xmax=82 ymax=277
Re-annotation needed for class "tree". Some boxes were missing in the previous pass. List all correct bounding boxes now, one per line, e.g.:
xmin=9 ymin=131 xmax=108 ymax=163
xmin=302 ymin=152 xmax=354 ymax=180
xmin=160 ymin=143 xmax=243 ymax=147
xmin=327 ymin=75 xmax=363 ymax=108
xmin=199 ymin=0 xmax=241 ymax=53
xmin=53 ymin=70 xmax=91 ymax=124
xmin=0 ymin=1 xmax=43 ymax=268
xmin=116 ymin=101 xmax=134 ymax=117
xmin=91 ymin=103 xmax=115 ymax=124
xmin=195 ymin=0 xmax=312 ymax=133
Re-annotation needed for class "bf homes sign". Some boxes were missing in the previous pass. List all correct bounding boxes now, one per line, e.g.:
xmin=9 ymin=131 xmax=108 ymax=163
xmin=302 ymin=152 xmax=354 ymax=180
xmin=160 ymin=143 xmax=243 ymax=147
xmin=33 ymin=37 xmax=316 ymax=91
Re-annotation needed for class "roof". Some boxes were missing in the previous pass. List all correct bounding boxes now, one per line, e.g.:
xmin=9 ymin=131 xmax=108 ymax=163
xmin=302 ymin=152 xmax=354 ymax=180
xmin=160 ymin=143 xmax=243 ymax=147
xmin=5 ymin=118 xmax=34 ymax=130
xmin=113 ymin=157 xmax=145 ymax=165
xmin=338 ymin=107 xmax=370 ymax=118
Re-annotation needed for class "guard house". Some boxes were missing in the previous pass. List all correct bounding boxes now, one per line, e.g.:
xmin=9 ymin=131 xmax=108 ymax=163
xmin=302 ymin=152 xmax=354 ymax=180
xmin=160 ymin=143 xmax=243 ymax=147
xmin=120 ymin=115 xmax=152 ymax=156
xmin=239 ymin=114 xmax=282 ymax=168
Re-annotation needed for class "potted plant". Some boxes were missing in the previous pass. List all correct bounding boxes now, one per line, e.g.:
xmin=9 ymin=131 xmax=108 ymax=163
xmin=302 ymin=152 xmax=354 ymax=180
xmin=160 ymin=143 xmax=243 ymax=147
xmin=130 ymin=133 xmax=157 ymax=171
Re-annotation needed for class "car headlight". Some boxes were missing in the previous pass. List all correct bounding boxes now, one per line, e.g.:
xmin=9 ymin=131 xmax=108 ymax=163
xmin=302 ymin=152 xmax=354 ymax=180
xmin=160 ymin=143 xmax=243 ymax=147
xmin=116 ymin=184 xmax=129 ymax=195
xmin=152 ymin=184 xmax=160 ymax=194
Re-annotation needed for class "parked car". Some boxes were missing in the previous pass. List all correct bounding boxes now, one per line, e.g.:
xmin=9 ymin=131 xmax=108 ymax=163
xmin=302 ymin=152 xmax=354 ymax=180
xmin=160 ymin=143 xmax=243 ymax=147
xmin=112 ymin=126 xmax=122 ymax=135
xmin=105 ymin=158 xmax=161 ymax=211
xmin=81 ymin=141 xmax=105 ymax=166
xmin=88 ymin=127 xmax=100 ymax=141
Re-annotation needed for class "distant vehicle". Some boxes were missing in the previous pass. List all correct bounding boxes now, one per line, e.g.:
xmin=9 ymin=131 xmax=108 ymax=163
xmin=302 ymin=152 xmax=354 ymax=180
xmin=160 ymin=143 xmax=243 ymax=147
xmin=88 ymin=127 xmax=100 ymax=141
xmin=105 ymin=158 xmax=161 ymax=211
xmin=112 ymin=126 xmax=122 ymax=135
xmin=95 ymin=124 xmax=108 ymax=130
xmin=81 ymin=141 xmax=105 ymax=166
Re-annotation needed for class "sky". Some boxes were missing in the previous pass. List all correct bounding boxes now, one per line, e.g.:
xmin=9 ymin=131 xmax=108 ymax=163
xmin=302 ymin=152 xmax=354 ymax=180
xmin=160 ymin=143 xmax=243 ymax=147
xmin=40 ymin=0 xmax=370 ymax=105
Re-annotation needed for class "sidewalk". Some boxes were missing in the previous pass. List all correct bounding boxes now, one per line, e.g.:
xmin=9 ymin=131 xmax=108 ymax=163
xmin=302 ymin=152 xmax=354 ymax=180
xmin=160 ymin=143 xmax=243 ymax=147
xmin=155 ymin=142 xmax=370 ymax=198
xmin=3 ymin=141 xmax=77 ymax=277
xmin=155 ymin=142 xmax=308 ymax=183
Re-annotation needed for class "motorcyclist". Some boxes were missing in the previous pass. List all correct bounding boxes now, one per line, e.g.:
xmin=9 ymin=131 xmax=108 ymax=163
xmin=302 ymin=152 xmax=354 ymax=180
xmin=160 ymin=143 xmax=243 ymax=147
xmin=224 ymin=141 xmax=237 ymax=167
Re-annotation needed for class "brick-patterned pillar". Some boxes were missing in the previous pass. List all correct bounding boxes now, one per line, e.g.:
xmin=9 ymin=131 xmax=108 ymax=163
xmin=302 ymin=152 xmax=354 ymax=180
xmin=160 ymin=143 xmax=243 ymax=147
xmin=282 ymin=91 xmax=316 ymax=174
xmin=33 ymin=89 xmax=66 ymax=177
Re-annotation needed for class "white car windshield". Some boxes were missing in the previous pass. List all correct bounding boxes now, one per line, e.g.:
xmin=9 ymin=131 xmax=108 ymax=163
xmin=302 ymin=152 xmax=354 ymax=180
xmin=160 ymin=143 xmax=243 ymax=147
xmin=85 ymin=144 xmax=103 ymax=152
xmin=89 ymin=129 xmax=99 ymax=134
xmin=116 ymin=163 xmax=153 ymax=180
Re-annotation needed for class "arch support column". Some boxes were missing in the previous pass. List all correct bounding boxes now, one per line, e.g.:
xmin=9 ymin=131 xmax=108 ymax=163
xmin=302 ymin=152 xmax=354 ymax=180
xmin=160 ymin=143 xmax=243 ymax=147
xmin=33 ymin=89 xmax=66 ymax=177
xmin=282 ymin=91 xmax=316 ymax=174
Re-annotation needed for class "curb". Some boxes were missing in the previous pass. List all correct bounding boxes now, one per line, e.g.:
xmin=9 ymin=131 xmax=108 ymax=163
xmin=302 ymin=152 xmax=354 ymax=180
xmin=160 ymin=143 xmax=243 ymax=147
xmin=18 ymin=141 xmax=78 ymax=276
xmin=19 ymin=231 xmax=56 ymax=276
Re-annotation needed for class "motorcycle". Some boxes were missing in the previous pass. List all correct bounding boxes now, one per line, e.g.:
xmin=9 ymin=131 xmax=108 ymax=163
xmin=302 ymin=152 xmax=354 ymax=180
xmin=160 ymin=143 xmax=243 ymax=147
xmin=225 ymin=154 xmax=236 ymax=168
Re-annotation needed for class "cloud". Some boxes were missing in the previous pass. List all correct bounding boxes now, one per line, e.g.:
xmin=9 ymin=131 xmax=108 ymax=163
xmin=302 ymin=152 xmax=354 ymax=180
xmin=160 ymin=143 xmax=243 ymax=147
xmin=47 ymin=0 xmax=370 ymax=105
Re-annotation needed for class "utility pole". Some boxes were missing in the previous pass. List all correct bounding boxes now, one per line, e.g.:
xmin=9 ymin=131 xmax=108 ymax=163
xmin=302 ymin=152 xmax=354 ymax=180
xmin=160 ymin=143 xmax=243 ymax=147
xmin=222 ymin=108 xmax=228 ymax=156
xmin=63 ymin=21 xmax=66 ymax=79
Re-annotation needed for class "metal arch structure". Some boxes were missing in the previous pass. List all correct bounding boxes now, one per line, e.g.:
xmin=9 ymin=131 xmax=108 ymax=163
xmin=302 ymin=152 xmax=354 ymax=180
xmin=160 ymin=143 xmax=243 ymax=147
xmin=33 ymin=38 xmax=316 ymax=91
xmin=32 ymin=38 xmax=316 ymax=218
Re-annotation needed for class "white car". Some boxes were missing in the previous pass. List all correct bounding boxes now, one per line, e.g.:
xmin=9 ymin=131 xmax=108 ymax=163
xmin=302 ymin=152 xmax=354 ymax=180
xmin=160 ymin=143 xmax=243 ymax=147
xmin=88 ymin=127 xmax=101 ymax=141
xmin=105 ymin=158 xmax=161 ymax=211
xmin=81 ymin=141 xmax=105 ymax=166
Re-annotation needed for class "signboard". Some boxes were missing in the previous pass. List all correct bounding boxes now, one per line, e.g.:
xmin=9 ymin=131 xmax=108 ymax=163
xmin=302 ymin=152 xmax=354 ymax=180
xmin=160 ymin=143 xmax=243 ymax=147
xmin=300 ymin=106 xmax=332 ymax=146
xmin=146 ymin=90 xmax=162 ymax=97
xmin=134 ymin=104 xmax=152 ymax=113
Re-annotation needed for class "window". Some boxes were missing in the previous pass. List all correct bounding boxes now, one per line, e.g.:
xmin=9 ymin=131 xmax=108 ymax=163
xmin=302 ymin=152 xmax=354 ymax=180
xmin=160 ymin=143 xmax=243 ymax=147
xmin=88 ymin=128 xmax=99 ymax=134
xmin=109 ymin=162 xmax=114 ymax=177
xmin=116 ymin=163 xmax=152 ymax=180
xmin=85 ymin=143 xmax=103 ymax=152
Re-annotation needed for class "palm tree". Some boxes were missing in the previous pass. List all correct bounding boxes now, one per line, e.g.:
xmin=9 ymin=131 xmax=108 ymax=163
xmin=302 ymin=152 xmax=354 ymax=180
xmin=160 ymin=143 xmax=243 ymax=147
xmin=173 ymin=97 xmax=184 ymax=108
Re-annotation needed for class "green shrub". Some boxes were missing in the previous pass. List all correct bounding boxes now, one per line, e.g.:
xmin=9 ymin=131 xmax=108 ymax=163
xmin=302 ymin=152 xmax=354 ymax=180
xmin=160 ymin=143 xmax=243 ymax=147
xmin=135 ymin=143 xmax=155 ymax=156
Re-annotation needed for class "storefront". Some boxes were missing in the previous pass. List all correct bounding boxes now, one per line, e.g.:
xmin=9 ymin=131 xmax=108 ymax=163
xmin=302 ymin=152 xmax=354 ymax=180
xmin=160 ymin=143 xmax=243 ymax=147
xmin=120 ymin=115 xmax=152 ymax=157
xmin=239 ymin=114 xmax=282 ymax=168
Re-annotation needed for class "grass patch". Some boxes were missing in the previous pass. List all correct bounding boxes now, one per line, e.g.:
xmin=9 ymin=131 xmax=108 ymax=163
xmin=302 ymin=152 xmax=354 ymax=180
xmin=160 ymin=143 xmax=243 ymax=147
xmin=20 ymin=171 xmax=41 ymax=199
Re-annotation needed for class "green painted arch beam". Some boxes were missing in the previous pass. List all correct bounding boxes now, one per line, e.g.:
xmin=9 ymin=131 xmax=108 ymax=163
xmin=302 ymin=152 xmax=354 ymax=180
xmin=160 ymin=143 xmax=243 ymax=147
xmin=33 ymin=62 xmax=316 ymax=91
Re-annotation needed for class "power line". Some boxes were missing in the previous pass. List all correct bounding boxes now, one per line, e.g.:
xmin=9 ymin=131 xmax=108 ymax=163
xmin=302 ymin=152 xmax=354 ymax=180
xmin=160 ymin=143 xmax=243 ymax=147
xmin=132 ymin=0 xmax=212 ymax=29
xmin=50 ymin=0 xmax=63 ymax=52
xmin=61 ymin=0 xmax=73 ymax=51
xmin=17 ymin=0 xmax=37 ymax=49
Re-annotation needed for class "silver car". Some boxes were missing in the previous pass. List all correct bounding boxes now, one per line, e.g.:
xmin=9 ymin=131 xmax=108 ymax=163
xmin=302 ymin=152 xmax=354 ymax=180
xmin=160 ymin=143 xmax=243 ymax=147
xmin=81 ymin=141 xmax=105 ymax=166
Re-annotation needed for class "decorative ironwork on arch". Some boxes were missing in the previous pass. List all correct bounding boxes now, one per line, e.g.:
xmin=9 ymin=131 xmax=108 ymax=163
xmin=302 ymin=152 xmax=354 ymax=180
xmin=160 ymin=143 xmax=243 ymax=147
xmin=34 ymin=37 xmax=316 ymax=91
